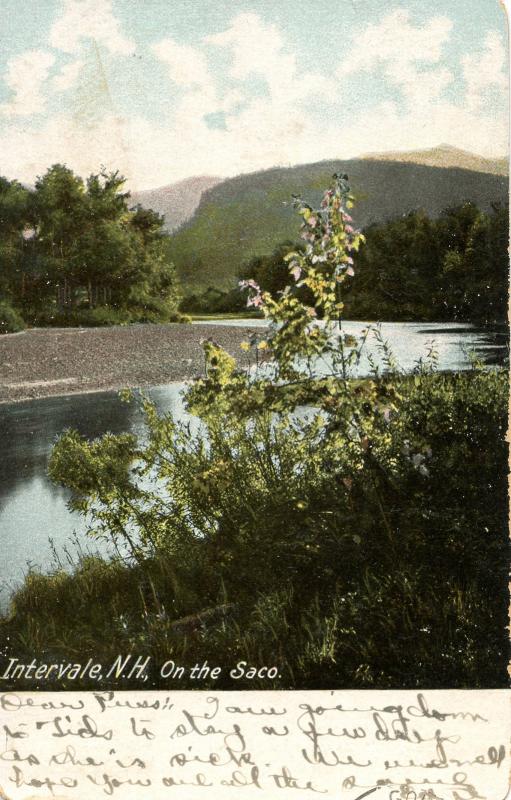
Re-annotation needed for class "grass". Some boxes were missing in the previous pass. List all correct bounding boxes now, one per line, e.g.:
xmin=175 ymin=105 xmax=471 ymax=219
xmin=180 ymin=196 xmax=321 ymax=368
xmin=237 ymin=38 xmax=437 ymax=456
xmin=190 ymin=312 xmax=264 ymax=321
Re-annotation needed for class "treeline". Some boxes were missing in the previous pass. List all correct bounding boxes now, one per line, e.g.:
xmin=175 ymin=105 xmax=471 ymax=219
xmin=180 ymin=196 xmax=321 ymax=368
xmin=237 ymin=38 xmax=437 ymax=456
xmin=0 ymin=165 xmax=181 ymax=332
xmin=346 ymin=202 xmax=508 ymax=324
xmin=183 ymin=202 xmax=508 ymax=325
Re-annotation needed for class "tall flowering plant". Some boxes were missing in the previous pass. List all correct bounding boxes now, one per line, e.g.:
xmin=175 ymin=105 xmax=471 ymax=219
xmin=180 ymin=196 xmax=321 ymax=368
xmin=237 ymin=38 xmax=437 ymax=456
xmin=186 ymin=173 xmax=429 ymax=488
xmin=188 ymin=174 xmax=372 ymax=409
xmin=236 ymin=174 xmax=365 ymax=384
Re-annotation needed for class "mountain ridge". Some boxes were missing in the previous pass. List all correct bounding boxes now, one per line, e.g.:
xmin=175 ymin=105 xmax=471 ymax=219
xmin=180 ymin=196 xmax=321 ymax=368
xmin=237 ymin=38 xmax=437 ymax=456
xmin=362 ymin=144 xmax=508 ymax=176
xmin=131 ymin=175 xmax=221 ymax=232
xmin=163 ymin=158 xmax=508 ymax=292
xmin=131 ymin=146 xmax=507 ymax=235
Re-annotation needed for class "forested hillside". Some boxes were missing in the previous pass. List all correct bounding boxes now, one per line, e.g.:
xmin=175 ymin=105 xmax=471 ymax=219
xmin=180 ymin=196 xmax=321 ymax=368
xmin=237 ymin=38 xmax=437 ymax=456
xmin=167 ymin=158 xmax=508 ymax=292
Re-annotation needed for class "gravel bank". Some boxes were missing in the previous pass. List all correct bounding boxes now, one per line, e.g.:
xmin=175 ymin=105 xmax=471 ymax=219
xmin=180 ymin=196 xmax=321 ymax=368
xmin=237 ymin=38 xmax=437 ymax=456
xmin=0 ymin=323 xmax=262 ymax=403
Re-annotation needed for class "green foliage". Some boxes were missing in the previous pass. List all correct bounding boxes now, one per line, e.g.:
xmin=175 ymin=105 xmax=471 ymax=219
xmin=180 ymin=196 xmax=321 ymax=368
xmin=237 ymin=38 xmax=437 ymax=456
xmin=344 ymin=202 xmax=509 ymax=324
xmin=2 ymin=175 xmax=508 ymax=689
xmin=0 ymin=177 xmax=32 ymax=302
xmin=240 ymin=204 xmax=509 ymax=325
xmin=179 ymin=286 xmax=247 ymax=315
xmin=0 ymin=299 xmax=25 ymax=333
xmin=0 ymin=164 xmax=181 ymax=327
xmin=167 ymin=158 xmax=507 ymax=296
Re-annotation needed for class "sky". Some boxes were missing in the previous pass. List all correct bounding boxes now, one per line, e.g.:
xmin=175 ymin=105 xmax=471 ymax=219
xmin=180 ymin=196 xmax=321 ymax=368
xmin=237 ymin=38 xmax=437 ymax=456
xmin=0 ymin=0 xmax=509 ymax=190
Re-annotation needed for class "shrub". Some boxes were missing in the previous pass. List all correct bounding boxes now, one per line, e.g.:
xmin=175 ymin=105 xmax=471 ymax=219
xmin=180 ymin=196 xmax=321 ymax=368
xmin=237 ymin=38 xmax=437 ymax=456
xmin=0 ymin=300 xmax=25 ymax=333
xmin=30 ymin=304 xmax=187 ymax=327
xmin=179 ymin=286 xmax=248 ymax=314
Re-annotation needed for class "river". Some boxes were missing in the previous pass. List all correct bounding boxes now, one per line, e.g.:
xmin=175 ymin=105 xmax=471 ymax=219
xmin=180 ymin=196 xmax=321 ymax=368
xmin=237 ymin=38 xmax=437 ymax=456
xmin=0 ymin=320 xmax=507 ymax=605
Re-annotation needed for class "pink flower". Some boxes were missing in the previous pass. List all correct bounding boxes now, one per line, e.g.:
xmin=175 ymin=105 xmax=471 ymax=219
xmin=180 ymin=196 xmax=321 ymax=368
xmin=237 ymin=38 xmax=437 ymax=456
xmin=290 ymin=265 xmax=302 ymax=281
xmin=239 ymin=279 xmax=260 ymax=291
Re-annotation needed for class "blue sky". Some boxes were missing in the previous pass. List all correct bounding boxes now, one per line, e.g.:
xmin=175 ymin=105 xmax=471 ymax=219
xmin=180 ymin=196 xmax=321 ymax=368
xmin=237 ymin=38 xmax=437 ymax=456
xmin=0 ymin=0 xmax=508 ymax=189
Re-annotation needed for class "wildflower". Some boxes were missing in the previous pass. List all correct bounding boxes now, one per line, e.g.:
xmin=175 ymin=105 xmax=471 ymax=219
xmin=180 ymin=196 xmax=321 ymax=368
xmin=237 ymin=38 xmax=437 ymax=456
xmin=247 ymin=293 xmax=264 ymax=308
xmin=239 ymin=279 xmax=260 ymax=290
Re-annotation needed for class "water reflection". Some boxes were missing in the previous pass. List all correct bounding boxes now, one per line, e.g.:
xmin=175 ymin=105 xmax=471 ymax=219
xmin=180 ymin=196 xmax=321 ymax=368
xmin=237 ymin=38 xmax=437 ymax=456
xmin=0 ymin=387 xmax=187 ymax=603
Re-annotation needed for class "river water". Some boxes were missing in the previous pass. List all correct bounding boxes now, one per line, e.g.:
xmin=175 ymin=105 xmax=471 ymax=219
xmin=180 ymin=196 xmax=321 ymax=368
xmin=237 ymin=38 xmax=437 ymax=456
xmin=0 ymin=321 xmax=507 ymax=605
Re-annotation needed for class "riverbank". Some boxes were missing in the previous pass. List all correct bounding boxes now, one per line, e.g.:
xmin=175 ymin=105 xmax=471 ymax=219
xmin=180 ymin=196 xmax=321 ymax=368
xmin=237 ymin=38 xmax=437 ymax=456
xmin=0 ymin=323 xmax=261 ymax=403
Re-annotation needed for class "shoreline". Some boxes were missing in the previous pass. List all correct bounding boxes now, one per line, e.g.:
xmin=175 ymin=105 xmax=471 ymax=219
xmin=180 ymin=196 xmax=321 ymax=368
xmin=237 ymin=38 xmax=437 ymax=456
xmin=0 ymin=322 xmax=262 ymax=405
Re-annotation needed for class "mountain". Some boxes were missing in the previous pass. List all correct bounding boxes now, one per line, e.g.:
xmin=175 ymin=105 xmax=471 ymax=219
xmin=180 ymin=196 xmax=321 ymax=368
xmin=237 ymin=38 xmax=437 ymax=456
xmin=362 ymin=144 xmax=508 ymax=176
xmin=131 ymin=175 xmax=221 ymax=232
xmin=164 ymin=158 xmax=508 ymax=292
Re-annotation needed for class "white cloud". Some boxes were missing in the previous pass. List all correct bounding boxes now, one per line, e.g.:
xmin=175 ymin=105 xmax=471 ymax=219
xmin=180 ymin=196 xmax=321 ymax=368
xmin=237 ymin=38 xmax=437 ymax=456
xmin=206 ymin=12 xmax=335 ymax=105
xmin=0 ymin=111 xmax=134 ymax=186
xmin=336 ymin=8 xmax=455 ymax=110
xmin=52 ymin=59 xmax=84 ymax=92
xmin=390 ymin=62 xmax=453 ymax=107
xmin=462 ymin=31 xmax=508 ymax=112
xmin=338 ymin=8 xmax=453 ymax=76
xmin=49 ymin=0 xmax=135 ymax=55
xmin=0 ymin=50 xmax=55 ymax=117
xmin=152 ymin=39 xmax=212 ymax=89
xmin=0 ymin=8 xmax=507 ymax=190
xmin=336 ymin=97 xmax=508 ymax=161
xmin=330 ymin=9 xmax=507 ymax=159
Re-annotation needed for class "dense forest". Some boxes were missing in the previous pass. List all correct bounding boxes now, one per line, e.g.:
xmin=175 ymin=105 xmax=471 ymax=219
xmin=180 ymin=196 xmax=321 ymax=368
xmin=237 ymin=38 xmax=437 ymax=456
xmin=0 ymin=165 xmax=181 ymax=332
xmin=184 ymin=202 xmax=509 ymax=325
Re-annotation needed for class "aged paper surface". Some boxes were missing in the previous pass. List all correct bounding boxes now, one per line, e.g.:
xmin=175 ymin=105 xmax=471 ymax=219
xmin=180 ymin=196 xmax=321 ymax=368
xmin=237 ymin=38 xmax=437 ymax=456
xmin=0 ymin=1 xmax=510 ymax=799
xmin=0 ymin=690 xmax=509 ymax=800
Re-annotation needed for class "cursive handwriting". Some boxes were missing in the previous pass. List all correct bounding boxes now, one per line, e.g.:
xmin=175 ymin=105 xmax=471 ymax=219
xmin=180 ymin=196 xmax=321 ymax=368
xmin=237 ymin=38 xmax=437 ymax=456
xmin=0 ymin=690 xmax=507 ymax=800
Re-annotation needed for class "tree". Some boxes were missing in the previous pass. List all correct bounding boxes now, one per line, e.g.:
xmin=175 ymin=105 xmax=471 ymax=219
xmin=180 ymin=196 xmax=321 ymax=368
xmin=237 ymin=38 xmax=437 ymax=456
xmin=28 ymin=164 xmax=180 ymax=320
xmin=33 ymin=164 xmax=88 ymax=307
xmin=0 ymin=177 xmax=31 ymax=299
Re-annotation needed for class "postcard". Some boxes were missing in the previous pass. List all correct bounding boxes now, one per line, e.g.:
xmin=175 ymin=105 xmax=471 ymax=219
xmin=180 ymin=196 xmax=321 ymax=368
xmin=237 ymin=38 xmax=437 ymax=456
xmin=0 ymin=1 xmax=509 ymax=798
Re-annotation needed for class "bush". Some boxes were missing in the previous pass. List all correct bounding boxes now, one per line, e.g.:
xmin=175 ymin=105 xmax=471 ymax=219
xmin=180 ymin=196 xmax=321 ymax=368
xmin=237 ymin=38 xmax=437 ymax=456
xmin=0 ymin=300 xmax=25 ymax=333
xmin=30 ymin=304 xmax=187 ymax=327
xmin=179 ymin=286 xmax=248 ymax=314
